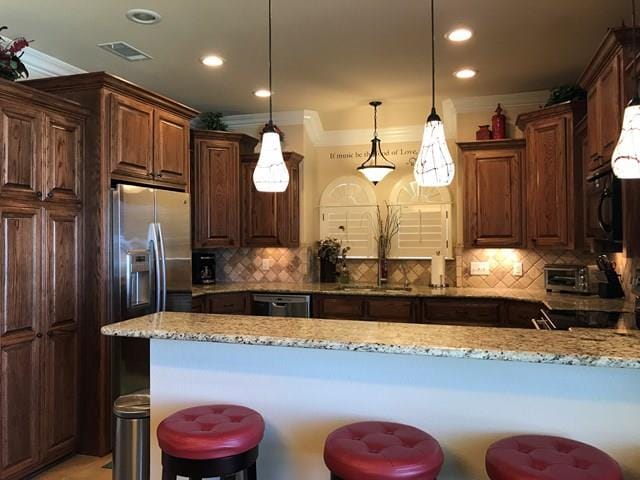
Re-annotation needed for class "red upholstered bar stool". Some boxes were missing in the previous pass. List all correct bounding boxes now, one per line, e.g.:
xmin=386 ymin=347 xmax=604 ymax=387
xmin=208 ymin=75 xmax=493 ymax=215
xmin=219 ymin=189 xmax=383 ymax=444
xmin=486 ymin=435 xmax=623 ymax=480
xmin=157 ymin=404 xmax=265 ymax=480
xmin=323 ymin=421 xmax=444 ymax=480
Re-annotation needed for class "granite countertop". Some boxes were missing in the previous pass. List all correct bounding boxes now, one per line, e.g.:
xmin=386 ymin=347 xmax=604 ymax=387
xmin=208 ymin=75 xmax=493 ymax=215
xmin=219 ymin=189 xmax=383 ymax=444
xmin=101 ymin=312 xmax=640 ymax=369
xmin=192 ymin=282 xmax=637 ymax=313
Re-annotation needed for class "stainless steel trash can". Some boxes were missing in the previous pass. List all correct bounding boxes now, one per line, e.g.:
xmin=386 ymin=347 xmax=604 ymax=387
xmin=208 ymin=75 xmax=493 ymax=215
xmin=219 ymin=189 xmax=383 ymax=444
xmin=113 ymin=391 xmax=150 ymax=480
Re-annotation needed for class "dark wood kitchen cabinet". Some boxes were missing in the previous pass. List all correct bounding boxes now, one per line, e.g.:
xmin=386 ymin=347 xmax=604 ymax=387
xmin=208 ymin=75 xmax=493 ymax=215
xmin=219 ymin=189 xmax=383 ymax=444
xmin=313 ymin=295 xmax=418 ymax=323
xmin=578 ymin=27 xmax=640 ymax=256
xmin=192 ymin=293 xmax=250 ymax=315
xmin=460 ymin=139 xmax=525 ymax=248
xmin=240 ymin=152 xmax=303 ymax=248
xmin=109 ymin=92 xmax=189 ymax=187
xmin=0 ymin=78 xmax=86 ymax=480
xmin=421 ymin=299 xmax=504 ymax=327
xmin=191 ymin=130 xmax=258 ymax=249
xmin=517 ymin=101 xmax=585 ymax=249
xmin=25 ymin=72 xmax=199 ymax=456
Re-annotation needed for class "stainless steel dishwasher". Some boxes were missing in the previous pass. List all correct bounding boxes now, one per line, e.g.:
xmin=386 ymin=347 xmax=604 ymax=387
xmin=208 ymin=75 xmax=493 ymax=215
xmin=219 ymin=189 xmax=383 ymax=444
xmin=252 ymin=294 xmax=311 ymax=317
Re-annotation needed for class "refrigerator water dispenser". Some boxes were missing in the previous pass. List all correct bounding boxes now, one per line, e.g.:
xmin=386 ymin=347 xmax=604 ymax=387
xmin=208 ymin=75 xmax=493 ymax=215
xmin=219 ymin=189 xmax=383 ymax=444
xmin=126 ymin=250 xmax=151 ymax=309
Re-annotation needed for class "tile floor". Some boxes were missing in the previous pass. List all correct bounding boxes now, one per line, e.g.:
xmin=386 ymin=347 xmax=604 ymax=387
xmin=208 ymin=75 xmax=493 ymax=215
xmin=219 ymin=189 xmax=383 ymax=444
xmin=33 ymin=455 xmax=112 ymax=480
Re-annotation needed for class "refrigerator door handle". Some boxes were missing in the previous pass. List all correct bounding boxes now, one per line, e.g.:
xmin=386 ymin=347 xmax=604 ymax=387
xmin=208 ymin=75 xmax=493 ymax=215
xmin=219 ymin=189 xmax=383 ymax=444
xmin=156 ymin=222 xmax=168 ymax=311
xmin=149 ymin=224 xmax=162 ymax=313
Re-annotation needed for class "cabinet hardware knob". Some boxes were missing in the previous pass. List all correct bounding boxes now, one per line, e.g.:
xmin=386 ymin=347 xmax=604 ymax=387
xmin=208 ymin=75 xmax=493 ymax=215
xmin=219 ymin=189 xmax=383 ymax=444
xmin=36 ymin=333 xmax=43 ymax=338
xmin=156 ymin=173 xmax=163 ymax=178
xmin=36 ymin=191 xmax=42 ymax=198
xmin=147 ymin=171 xmax=153 ymax=176
xmin=47 ymin=192 xmax=53 ymax=199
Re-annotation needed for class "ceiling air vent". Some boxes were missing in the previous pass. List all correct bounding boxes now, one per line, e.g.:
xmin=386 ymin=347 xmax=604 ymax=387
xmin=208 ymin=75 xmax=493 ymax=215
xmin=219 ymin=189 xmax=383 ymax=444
xmin=98 ymin=41 xmax=152 ymax=61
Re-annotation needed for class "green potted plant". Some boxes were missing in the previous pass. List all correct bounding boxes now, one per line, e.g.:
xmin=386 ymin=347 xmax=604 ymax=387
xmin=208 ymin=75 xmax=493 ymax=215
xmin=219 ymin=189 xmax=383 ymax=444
xmin=317 ymin=238 xmax=349 ymax=283
xmin=198 ymin=112 xmax=228 ymax=131
xmin=0 ymin=27 xmax=31 ymax=81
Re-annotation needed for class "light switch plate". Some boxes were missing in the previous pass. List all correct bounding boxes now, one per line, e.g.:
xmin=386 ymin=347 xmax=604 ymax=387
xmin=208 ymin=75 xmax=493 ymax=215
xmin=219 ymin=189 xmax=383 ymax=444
xmin=632 ymin=268 xmax=640 ymax=294
xmin=261 ymin=259 xmax=272 ymax=271
xmin=470 ymin=261 xmax=490 ymax=276
xmin=512 ymin=262 xmax=523 ymax=277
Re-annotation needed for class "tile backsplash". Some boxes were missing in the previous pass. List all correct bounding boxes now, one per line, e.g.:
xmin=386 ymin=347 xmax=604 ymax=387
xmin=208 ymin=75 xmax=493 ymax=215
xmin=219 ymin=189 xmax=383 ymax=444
xmin=214 ymin=246 xmax=637 ymax=295
xmin=461 ymin=248 xmax=596 ymax=290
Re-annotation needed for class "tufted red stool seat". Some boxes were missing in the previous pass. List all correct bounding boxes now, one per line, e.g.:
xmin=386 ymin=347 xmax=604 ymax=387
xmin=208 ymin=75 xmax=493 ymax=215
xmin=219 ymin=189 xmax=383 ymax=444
xmin=486 ymin=435 xmax=623 ymax=480
xmin=157 ymin=404 xmax=265 ymax=480
xmin=323 ymin=421 xmax=444 ymax=480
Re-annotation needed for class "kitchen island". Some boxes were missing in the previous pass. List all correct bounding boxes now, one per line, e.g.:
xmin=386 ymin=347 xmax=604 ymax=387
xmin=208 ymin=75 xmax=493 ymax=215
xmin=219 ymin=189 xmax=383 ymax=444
xmin=103 ymin=313 xmax=640 ymax=479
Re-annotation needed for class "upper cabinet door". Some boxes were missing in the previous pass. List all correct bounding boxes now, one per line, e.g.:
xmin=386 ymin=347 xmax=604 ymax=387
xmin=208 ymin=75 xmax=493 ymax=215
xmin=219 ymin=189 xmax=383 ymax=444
xmin=41 ymin=207 xmax=80 ymax=462
xmin=463 ymin=143 xmax=525 ymax=248
xmin=109 ymin=93 xmax=154 ymax=180
xmin=192 ymin=138 xmax=240 ymax=248
xmin=599 ymin=51 xmax=623 ymax=161
xmin=526 ymin=117 xmax=570 ymax=248
xmin=586 ymin=86 xmax=601 ymax=170
xmin=154 ymin=110 xmax=189 ymax=187
xmin=240 ymin=160 xmax=281 ymax=247
xmin=0 ymin=204 xmax=42 ymax=479
xmin=44 ymin=113 xmax=83 ymax=203
xmin=0 ymin=103 xmax=43 ymax=201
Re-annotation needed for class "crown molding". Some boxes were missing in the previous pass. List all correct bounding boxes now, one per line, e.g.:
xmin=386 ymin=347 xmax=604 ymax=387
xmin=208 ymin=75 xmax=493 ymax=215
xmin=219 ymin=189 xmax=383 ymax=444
xmin=225 ymin=109 xmax=424 ymax=147
xmin=450 ymin=90 xmax=549 ymax=113
xmin=19 ymin=46 xmax=86 ymax=79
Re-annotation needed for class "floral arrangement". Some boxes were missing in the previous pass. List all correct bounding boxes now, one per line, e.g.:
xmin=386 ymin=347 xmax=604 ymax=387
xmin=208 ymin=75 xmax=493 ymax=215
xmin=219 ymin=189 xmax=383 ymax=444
xmin=317 ymin=237 xmax=350 ymax=265
xmin=0 ymin=27 xmax=31 ymax=81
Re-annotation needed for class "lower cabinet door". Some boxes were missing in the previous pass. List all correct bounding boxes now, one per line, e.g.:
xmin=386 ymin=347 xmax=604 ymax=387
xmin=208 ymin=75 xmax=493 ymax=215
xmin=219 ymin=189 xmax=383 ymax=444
xmin=313 ymin=295 xmax=366 ymax=320
xmin=366 ymin=297 xmax=418 ymax=323
xmin=0 ymin=204 xmax=42 ymax=479
xmin=0 ymin=338 xmax=42 ymax=479
xmin=422 ymin=299 xmax=504 ymax=327
xmin=41 ymin=207 xmax=80 ymax=461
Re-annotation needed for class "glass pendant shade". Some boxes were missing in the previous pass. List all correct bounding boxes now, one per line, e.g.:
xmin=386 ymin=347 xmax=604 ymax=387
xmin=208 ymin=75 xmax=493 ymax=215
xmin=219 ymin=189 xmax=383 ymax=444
xmin=358 ymin=164 xmax=394 ymax=184
xmin=413 ymin=115 xmax=455 ymax=187
xmin=253 ymin=131 xmax=289 ymax=192
xmin=612 ymin=100 xmax=640 ymax=179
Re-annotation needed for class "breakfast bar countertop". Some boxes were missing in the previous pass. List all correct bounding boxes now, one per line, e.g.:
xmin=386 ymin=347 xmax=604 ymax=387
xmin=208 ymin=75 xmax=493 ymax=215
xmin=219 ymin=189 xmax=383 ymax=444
xmin=101 ymin=312 xmax=640 ymax=369
xmin=191 ymin=282 xmax=637 ymax=313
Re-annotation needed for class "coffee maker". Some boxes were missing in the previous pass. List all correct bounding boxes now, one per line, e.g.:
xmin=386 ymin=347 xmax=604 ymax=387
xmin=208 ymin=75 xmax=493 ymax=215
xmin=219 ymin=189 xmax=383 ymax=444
xmin=193 ymin=253 xmax=216 ymax=284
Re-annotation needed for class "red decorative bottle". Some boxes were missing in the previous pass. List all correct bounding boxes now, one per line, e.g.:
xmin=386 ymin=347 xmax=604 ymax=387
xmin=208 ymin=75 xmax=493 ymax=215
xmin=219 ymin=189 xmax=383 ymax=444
xmin=492 ymin=103 xmax=506 ymax=139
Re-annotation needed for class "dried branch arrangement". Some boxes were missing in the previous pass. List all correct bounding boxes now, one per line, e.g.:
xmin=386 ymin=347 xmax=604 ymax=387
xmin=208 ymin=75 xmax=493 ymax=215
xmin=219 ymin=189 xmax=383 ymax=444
xmin=375 ymin=203 xmax=400 ymax=258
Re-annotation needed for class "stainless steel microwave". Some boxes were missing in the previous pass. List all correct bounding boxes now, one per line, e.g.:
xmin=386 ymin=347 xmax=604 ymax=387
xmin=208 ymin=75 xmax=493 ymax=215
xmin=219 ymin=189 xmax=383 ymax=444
xmin=544 ymin=264 xmax=601 ymax=294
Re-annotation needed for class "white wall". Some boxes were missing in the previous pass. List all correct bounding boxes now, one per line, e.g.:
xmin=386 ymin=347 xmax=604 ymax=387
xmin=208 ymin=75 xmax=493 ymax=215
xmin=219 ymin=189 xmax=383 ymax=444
xmin=150 ymin=340 xmax=640 ymax=480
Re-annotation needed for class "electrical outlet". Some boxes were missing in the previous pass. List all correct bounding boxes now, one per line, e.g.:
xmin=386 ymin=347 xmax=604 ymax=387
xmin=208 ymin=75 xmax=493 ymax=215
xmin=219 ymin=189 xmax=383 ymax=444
xmin=470 ymin=261 xmax=490 ymax=276
xmin=512 ymin=262 xmax=523 ymax=277
xmin=633 ymin=268 xmax=640 ymax=293
xmin=261 ymin=259 xmax=272 ymax=271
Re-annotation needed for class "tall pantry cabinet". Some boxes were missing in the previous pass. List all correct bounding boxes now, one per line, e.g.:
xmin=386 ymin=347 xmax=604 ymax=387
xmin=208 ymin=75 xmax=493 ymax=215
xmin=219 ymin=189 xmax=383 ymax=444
xmin=0 ymin=79 xmax=86 ymax=480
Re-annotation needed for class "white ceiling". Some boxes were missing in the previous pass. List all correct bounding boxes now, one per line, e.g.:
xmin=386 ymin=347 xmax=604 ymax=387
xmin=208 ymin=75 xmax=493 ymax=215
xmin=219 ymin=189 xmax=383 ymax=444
xmin=2 ymin=0 xmax=630 ymax=124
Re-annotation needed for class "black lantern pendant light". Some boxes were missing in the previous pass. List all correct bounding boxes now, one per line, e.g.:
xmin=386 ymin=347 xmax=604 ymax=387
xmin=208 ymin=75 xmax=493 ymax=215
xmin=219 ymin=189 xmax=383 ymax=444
xmin=357 ymin=101 xmax=395 ymax=185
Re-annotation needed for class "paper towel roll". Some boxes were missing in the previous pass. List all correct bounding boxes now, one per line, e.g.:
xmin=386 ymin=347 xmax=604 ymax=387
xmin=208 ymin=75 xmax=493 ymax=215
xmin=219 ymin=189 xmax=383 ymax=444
xmin=431 ymin=251 xmax=446 ymax=288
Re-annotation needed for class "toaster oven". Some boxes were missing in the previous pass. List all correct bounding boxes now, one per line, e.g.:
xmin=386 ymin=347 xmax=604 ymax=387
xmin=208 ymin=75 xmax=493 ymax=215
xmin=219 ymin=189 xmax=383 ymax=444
xmin=543 ymin=264 xmax=600 ymax=294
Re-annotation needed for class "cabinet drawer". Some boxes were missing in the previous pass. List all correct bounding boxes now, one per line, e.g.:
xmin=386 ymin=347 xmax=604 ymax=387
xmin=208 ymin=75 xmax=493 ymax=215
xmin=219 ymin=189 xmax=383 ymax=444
xmin=314 ymin=295 xmax=365 ymax=320
xmin=422 ymin=299 xmax=503 ymax=327
xmin=207 ymin=293 xmax=248 ymax=314
xmin=366 ymin=297 xmax=417 ymax=323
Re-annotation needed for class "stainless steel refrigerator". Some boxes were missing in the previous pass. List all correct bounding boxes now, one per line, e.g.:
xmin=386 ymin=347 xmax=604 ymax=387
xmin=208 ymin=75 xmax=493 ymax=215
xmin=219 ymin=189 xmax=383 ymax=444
xmin=110 ymin=184 xmax=191 ymax=398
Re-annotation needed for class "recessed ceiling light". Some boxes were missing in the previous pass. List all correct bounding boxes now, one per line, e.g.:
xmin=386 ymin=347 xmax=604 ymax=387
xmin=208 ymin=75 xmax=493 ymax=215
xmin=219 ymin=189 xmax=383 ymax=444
xmin=126 ymin=9 xmax=162 ymax=25
xmin=445 ymin=28 xmax=473 ymax=42
xmin=454 ymin=68 xmax=477 ymax=79
xmin=254 ymin=89 xmax=272 ymax=98
xmin=201 ymin=55 xmax=224 ymax=67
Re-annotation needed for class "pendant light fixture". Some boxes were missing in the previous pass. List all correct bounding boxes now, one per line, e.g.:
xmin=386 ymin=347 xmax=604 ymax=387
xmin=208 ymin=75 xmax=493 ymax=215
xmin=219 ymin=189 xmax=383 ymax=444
xmin=253 ymin=0 xmax=290 ymax=192
xmin=357 ymin=101 xmax=396 ymax=185
xmin=612 ymin=0 xmax=640 ymax=179
xmin=413 ymin=0 xmax=455 ymax=187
